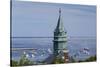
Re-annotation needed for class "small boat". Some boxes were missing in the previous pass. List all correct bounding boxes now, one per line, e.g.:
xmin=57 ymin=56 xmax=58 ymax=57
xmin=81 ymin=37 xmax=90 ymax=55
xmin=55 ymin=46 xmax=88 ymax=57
xmin=31 ymin=54 xmax=35 ymax=58
xmin=26 ymin=54 xmax=30 ymax=58
xmin=79 ymin=47 xmax=90 ymax=55
xmin=48 ymin=48 xmax=52 ymax=54
xmin=83 ymin=48 xmax=89 ymax=51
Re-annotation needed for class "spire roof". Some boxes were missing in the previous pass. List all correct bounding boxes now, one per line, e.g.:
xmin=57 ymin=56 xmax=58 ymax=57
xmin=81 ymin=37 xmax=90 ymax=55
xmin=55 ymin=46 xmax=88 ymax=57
xmin=55 ymin=8 xmax=65 ymax=32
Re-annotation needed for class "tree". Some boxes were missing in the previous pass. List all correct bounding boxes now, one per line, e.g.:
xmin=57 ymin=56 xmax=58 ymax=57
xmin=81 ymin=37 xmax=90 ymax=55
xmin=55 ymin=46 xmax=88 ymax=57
xmin=84 ymin=55 xmax=96 ymax=62
xmin=11 ymin=53 xmax=34 ymax=66
xmin=18 ymin=53 xmax=34 ymax=66
xmin=52 ymin=56 xmax=65 ymax=64
xmin=11 ymin=60 xmax=18 ymax=67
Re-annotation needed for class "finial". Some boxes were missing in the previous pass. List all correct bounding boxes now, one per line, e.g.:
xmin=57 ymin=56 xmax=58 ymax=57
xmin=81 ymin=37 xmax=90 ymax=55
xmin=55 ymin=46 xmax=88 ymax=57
xmin=59 ymin=8 xmax=61 ymax=14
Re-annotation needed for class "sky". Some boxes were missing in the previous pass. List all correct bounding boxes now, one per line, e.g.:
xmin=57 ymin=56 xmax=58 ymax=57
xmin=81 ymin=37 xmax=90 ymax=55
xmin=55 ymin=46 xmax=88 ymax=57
xmin=12 ymin=0 xmax=96 ymax=37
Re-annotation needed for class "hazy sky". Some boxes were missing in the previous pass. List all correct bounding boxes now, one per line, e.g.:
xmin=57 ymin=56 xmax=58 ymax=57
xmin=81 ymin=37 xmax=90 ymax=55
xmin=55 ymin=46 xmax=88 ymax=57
xmin=12 ymin=0 xmax=96 ymax=37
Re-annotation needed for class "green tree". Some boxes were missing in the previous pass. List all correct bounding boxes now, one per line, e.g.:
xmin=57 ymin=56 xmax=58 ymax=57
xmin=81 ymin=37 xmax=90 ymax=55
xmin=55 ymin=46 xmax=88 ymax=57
xmin=11 ymin=53 xmax=34 ymax=66
xmin=11 ymin=60 xmax=18 ymax=67
xmin=52 ymin=56 xmax=65 ymax=64
xmin=78 ymin=55 xmax=97 ymax=62
xmin=18 ymin=53 xmax=34 ymax=66
xmin=85 ymin=55 xmax=96 ymax=62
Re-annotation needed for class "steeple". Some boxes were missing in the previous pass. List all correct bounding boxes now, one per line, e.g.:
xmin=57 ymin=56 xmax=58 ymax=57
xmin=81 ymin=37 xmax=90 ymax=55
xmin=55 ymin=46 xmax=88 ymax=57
xmin=55 ymin=8 xmax=65 ymax=33
xmin=53 ymin=8 xmax=68 ymax=63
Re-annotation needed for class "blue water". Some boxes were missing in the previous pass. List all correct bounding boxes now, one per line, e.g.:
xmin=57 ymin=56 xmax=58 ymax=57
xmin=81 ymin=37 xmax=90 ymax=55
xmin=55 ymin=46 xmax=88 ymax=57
xmin=11 ymin=37 xmax=96 ymax=62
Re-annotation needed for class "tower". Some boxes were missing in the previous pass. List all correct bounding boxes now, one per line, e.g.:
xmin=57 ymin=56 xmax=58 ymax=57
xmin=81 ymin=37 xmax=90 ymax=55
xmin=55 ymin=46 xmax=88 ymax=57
xmin=53 ymin=8 xmax=68 ymax=63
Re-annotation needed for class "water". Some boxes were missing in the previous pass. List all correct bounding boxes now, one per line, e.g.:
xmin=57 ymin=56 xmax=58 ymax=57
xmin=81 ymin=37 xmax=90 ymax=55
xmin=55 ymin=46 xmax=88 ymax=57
xmin=11 ymin=37 xmax=96 ymax=62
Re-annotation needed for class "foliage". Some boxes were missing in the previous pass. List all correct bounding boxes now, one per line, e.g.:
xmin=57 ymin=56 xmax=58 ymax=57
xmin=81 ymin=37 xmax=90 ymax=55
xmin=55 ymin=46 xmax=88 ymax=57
xmin=78 ymin=55 xmax=96 ymax=62
xmin=11 ymin=60 xmax=18 ymax=67
xmin=52 ymin=57 xmax=65 ymax=64
xmin=18 ymin=53 xmax=33 ymax=66
xmin=11 ymin=54 xmax=97 ymax=66
xmin=84 ymin=55 xmax=96 ymax=62
xmin=18 ymin=57 xmax=33 ymax=66
xmin=11 ymin=53 xmax=34 ymax=66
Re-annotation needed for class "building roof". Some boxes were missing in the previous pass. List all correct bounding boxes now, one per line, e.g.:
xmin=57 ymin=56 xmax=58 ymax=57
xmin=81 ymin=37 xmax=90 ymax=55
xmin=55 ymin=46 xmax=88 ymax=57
xmin=55 ymin=8 xmax=65 ymax=33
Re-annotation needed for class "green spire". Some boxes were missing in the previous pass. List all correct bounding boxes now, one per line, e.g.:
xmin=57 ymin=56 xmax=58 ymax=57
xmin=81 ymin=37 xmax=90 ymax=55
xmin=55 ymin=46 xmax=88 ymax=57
xmin=55 ymin=8 xmax=65 ymax=32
